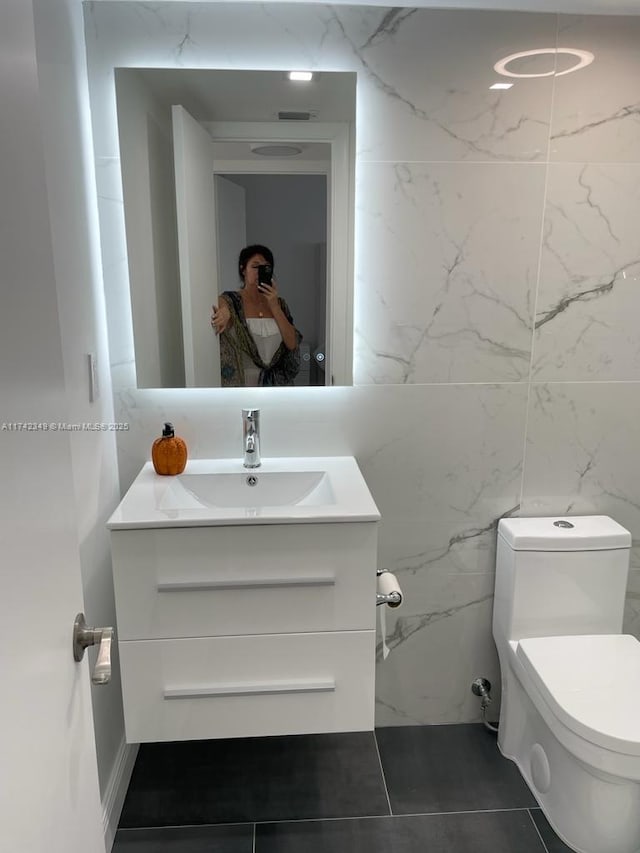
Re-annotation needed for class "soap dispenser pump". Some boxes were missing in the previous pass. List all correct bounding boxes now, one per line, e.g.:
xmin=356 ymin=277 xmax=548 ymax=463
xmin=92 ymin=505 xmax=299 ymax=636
xmin=151 ymin=422 xmax=187 ymax=475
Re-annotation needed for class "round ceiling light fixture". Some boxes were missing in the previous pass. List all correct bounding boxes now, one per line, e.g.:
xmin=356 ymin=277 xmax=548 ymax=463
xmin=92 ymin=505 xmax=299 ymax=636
xmin=494 ymin=47 xmax=595 ymax=79
xmin=250 ymin=143 xmax=303 ymax=157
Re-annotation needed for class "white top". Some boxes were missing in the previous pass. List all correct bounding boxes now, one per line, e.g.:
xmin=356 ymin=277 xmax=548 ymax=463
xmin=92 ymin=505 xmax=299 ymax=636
xmin=498 ymin=516 xmax=631 ymax=551
xmin=517 ymin=634 xmax=640 ymax=755
xmin=242 ymin=318 xmax=281 ymax=386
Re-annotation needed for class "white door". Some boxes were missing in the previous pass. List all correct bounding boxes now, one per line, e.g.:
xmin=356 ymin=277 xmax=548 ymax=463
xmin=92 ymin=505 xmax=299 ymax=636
xmin=0 ymin=441 xmax=106 ymax=853
xmin=172 ymin=104 xmax=221 ymax=387
xmin=1 ymin=4 xmax=105 ymax=850
xmin=214 ymin=175 xmax=247 ymax=295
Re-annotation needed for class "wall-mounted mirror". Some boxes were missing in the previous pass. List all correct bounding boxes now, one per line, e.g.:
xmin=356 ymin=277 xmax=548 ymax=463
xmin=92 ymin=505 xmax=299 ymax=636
xmin=113 ymin=68 xmax=356 ymax=388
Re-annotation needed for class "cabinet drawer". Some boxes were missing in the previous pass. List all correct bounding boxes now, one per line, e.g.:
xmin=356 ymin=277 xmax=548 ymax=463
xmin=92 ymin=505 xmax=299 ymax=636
xmin=119 ymin=631 xmax=375 ymax=743
xmin=111 ymin=523 xmax=377 ymax=639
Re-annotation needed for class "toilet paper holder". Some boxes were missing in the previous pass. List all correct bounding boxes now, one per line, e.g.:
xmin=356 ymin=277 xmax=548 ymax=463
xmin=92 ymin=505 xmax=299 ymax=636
xmin=376 ymin=568 xmax=403 ymax=607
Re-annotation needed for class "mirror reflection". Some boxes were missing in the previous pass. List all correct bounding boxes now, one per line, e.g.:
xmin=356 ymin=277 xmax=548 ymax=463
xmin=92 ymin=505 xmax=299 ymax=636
xmin=211 ymin=243 xmax=304 ymax=387
xmin=114 ymin=68 xmax=356 ymax=388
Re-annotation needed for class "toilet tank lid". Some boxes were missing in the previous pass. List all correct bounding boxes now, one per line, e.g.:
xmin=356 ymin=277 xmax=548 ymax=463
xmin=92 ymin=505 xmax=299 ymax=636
xmin=498 ymin=516 xmax=631 ymax=551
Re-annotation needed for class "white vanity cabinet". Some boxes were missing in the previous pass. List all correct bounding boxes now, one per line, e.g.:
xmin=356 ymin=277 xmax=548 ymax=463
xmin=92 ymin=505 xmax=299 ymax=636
xmin=108 ymin=457 xmax=380 ymax=744
xmin=111 ymin=522 xmax=377 ymax=743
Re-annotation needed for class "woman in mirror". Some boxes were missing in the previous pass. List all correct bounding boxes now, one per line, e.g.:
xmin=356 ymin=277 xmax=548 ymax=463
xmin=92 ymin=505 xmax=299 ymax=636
xmin=210 ymin=244 xmax=302 ymax=386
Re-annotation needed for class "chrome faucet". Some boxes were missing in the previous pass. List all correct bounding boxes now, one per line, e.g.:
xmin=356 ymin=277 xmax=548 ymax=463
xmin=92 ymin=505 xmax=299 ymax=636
xmin=242 ymin=408 xmax=261 ymax=468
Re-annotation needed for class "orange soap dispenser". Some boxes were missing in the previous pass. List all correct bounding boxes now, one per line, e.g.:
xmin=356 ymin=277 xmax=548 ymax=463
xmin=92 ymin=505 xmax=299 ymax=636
xmin=151 ymin=422 xmax=188 ymax=475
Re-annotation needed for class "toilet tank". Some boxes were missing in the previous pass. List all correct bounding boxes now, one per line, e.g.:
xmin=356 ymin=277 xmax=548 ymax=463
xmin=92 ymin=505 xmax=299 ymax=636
xmin=493 ymin=516 xmax=631 ymax=645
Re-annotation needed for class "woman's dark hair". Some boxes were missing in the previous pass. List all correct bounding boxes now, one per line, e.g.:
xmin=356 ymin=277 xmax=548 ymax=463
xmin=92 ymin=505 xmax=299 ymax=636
xmin=238 ymin=244 xmax=274 ymax=282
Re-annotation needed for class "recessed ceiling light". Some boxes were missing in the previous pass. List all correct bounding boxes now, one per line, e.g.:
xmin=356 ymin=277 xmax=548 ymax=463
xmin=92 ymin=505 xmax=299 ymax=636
xmin=494 ymin=48 xmax=595 ymax=79
xmin=288 ymin=71 xmax=313 ymax=82
xmin=490 ymin=82 xmax=514 ymax=90
xmin=250 ymin=143 xmax=303 ymax=157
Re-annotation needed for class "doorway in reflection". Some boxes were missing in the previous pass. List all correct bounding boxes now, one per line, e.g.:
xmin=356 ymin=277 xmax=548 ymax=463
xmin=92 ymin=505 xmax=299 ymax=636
xmin=215 ymin=172 xmax=327 ymax=387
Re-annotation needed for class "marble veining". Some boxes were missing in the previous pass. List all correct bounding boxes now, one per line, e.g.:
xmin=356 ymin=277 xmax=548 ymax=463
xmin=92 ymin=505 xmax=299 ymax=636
xmin=333 ymin=8 xmax=545 ymax=162
xmin=359 ymin=7 xmax=418 ymax=48
xmin=533 ymin=164 xmax=640 ymax=379
xmin=385 ymin=506 xmax=520 ymax=577
xmin=374 ymin=696 xmax=424 ymax=725
xmin=535 ymin=276 xmax=617 ymax=330
xmin=551 ymin=14 xmax=640 ymax=162
xmin=377 ymin=593 xmax=495 ymax=659
xmin=355 ymin=162 xmax=543 ymax=383
xmin=522 ymin=383 xmax=640 ymax=525
xmin=551 ymin=102 xmax=640 ymax=144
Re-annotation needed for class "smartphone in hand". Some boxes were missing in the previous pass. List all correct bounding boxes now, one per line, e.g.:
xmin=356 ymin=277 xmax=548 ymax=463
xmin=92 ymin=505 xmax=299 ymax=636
xmin=257 ymin=264 xmax=273 ymax=287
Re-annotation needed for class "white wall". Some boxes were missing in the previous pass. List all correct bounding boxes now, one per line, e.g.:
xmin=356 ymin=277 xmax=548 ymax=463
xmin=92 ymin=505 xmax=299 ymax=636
xmin=86 ymin=1 xmax=640 ymax=732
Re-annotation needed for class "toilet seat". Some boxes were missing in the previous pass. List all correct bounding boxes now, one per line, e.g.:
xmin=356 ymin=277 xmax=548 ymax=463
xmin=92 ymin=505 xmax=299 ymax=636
xmin=516 ymin=634 xmax=640 ymax=757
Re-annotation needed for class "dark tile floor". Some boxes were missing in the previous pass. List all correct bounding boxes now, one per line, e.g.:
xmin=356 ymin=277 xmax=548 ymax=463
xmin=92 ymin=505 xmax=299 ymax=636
xmin=114 ymin=724 xmax=573 ymax=852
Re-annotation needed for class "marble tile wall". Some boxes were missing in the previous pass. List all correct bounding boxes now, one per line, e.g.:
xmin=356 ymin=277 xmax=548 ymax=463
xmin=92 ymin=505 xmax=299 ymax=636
xmin=85 ymin=3 xmax=640 ymax=725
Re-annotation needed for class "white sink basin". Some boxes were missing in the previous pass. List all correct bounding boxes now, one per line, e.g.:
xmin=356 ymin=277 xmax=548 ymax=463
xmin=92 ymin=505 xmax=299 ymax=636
xmin=107 ymin=457 xmax=380 ymax=528
xmin=175 ymin=470 xmax=335 ymax=509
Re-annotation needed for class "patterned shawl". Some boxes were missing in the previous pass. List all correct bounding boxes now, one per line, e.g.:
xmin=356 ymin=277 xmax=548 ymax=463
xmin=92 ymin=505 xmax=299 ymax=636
xmin=218 ymin=290 xmax=302 ymax=387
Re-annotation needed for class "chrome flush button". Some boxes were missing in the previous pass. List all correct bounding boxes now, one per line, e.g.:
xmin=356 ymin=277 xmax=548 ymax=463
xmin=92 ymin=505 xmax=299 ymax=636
xmin=553 ymin=520 xmax=574 ymax=529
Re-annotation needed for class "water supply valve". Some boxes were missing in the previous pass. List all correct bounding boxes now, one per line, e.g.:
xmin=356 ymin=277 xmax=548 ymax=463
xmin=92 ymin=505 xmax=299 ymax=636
xmin=471 ymin=677 xmax=492 ymax=708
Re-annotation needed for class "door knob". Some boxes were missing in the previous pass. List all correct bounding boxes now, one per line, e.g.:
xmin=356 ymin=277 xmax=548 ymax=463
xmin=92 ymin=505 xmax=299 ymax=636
xmin=73 ymin=613 xmax=114 ymax=685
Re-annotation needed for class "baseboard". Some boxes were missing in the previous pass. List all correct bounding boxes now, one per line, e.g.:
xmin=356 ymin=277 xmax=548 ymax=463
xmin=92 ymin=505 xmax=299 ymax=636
xmin=102 ymin=738 xmax=139 ymax=852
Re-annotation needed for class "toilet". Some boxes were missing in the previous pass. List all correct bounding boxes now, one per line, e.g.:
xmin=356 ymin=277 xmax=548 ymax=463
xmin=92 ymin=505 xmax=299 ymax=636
xmin=493 ymin=515 xmax=640 ymax=853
